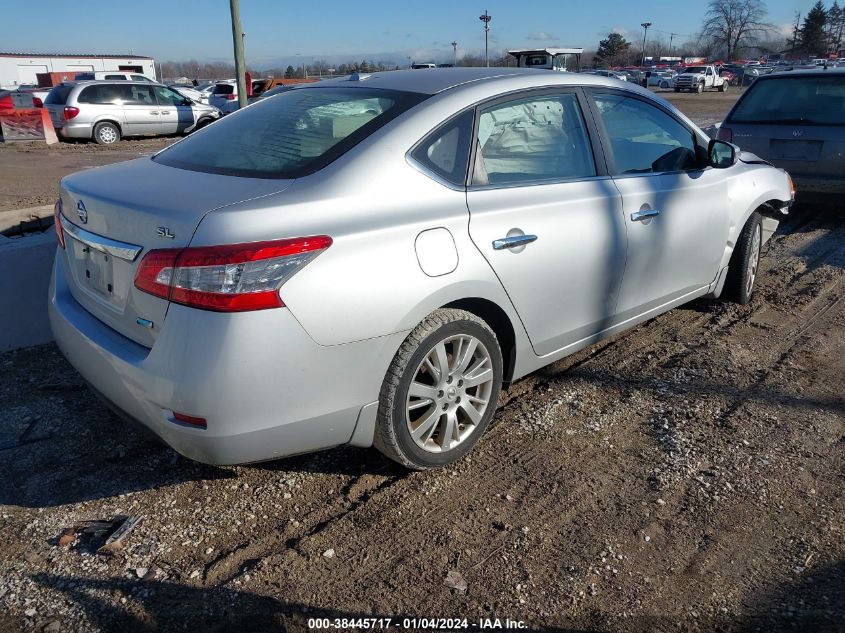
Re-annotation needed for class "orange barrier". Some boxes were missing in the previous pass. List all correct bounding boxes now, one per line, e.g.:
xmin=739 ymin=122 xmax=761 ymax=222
xmin=0 ymin=108 xmax=58 ymax=144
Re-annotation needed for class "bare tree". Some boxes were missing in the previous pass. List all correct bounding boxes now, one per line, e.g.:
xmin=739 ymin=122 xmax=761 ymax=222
xmin=700 ymin=0 xmax=772 ymax=60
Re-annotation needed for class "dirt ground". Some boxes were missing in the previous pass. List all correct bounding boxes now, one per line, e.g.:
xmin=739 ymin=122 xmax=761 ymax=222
xmin=0 ymin=88 xmax=843 ymax=633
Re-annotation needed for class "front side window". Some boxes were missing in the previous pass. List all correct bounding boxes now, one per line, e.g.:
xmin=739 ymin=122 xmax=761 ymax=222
xmin=592 ymin=93 xmax=698 ymax=174
xmin=104 ymin=74 xmax=125 ymax=80
xmin=131 ymin=75 xmax=151 ymax=82
xmin=154 ymin=85 xmax=186 ymax=106
xmin=728 ymin=76 xmax=845 ymax=126
xmin=154 ymin=87 xmax=426 ymax=178
xmin=473 ymin=93 xmax=596 ymax=186
xmin=410 ymin=110 xmax=473 ymax=186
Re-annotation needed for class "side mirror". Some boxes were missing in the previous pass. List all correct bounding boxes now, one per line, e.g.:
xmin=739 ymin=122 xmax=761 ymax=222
xmin=708 ymin=138 xmax=738 ymax=168
xmin=181 ymin=98 xmax=193 ymax=106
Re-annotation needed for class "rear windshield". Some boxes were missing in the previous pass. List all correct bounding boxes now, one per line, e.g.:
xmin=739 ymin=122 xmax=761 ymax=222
xmin=45 ymin=84 xmax=74 ymax=105
xmin=154 ymin=87 xmax=427 ymax=178
xmin=729 ymin=75 xmax=845 ymax=125
xmin=212 ymin=84 xmax=234 ymax=95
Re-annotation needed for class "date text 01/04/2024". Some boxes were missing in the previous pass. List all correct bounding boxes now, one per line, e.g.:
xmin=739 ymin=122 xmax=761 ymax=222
xmin=306 ymin=617 xmax=528 ymax=630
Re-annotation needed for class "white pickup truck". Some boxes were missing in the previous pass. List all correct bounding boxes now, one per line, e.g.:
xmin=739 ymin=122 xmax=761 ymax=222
xmin=674 ymin=65 xmax=728 ymax=93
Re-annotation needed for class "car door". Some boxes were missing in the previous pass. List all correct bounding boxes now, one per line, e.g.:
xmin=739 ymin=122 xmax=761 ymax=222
xmin=153 ymin=85 xmax=196 ymax=134
xmin=465 ymin=89 xmax=627 ymax=357
xmin=587 ymin=90 xmax=729 ymax=322
xmin=122 ymin=84 xmax=159 ymax=135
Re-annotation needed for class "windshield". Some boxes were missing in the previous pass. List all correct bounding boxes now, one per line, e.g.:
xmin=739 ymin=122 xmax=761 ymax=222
xmin=684 ymin=67 xmax=707 ymax=73
xmin=729 ymin=75 xmax=845 ymax=125
xmin=154 ymin=87 xmax=427 ymax=178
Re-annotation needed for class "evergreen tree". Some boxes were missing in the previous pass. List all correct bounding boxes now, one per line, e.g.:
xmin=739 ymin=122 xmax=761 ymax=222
xmin=595 ymin=33 xmax=632 ymax=66
xmin=800 ymin=1 xmax=828 ymax=56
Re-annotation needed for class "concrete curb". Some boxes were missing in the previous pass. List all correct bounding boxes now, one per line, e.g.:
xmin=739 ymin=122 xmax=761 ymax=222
xmin=0 ymin=204 xmax=54 ymax=233
xmin=0 ymin=230 xmax=56 ymax=351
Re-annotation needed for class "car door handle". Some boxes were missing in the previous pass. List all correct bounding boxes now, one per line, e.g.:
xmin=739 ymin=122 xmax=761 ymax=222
xmin=630 ymin=209 xmax=660 ymax=221
xmin=149 ymin=111 xmax=159 ymax=115
xmin=492 ymin=234 xmax=538 ymax=250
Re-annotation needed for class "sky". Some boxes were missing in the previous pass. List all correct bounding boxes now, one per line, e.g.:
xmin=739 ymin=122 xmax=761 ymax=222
xmin=3 ymin=0 xmax=814 ymax=67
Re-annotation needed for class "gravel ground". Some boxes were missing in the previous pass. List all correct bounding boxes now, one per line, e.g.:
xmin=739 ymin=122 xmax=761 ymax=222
xmin=0 ymin=88 xmax=843 ymax=633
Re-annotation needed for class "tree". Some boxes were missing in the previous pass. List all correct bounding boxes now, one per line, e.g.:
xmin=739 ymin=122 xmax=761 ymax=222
xmin=700 ymin=0 xmax=772 ymax=60
xmin=595 ymin=32 xmax=632 ymax=66
xmin=826 ymin=1 xmax=844 ymax=53
xmin=284 ymin=65 xmax=296 ymax=79
xmin=800 ymin=1 xmax=829 ymax=55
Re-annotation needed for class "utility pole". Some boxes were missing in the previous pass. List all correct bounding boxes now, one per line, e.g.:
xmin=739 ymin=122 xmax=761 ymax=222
xmin=640 ymin=22 xmax=652 ymax=67
xmin=229 ymin=0 xmax=247 ymax=108
xmin=452 ymin=41 xmax=458 ymax=66
xmin=668 ymin=32 xmax=677 ymax=57
xmin=479 ymin=10 xmax=492 ymax=67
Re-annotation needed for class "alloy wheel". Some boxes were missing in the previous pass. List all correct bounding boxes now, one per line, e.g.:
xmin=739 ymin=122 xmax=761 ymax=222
xmin=405 ymin=334 xmax=495 ymax=453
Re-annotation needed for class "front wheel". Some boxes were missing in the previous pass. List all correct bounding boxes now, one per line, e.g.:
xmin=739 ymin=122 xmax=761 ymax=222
xmin=719 ymin=82 xmax=728 ymax=92
xmin=696 ymin=82 xmax=704 ymax=93
xmin=723 ymin=212 xmax=763 ymax=305
xmin=374 ymin=309 xmax=503 ymax=470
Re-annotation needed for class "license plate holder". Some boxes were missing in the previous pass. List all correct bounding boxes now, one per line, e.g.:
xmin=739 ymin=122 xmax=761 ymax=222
xmin=80 ymin=247 xmax=115 ymax=298
xmin=769 ymin=139 xmax=823 ymax=162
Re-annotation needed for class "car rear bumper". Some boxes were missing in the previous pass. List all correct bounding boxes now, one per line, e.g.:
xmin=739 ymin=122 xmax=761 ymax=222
xmin=56 ymin=122 xmax=94 ymax=139
xmin=789 ymin=173 xmax=845 ymax=201
xmin=48 ymin=253 xmax=399 ymax=464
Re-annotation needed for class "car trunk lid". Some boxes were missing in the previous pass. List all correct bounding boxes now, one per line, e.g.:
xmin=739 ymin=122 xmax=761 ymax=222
xmin=728 ymin=123 xmax=845 ymax=178
xmin=59 ymin=157 xmax=294 ymax=347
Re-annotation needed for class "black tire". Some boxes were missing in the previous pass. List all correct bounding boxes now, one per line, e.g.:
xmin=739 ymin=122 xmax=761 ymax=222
xmin=696 ymin=81 xmax=704 ymax=93
xmin=191 ymin=117 xmax=213 ymax=133
xmin=722 ymin=212 xmax=763 ymax=305
xmin=719 ymin=81 xmax=728 ymax=92
xmin=93 ymin=121 xmax=120 ymax=145
xmin=374 ymin=308 xmax=503 ymax=470
xmin=674 ymin=88 xmax=680 ymax=93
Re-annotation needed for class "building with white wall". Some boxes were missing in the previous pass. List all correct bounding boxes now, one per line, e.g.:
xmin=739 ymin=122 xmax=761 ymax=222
xmin=0 ymin=53 xmax=156 ymax=88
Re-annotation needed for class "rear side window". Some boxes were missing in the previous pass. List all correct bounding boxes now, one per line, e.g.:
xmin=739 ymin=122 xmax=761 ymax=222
xmin=104 ymin=74 xmax=126 ymax=80
xmin=45 ymin=84 xmax=73 ymax=105
xmin=154 ymin=87 xmax=427 ymax=178
xmin=78 ymin=84 xmax=133 ymax=104
xmin=473 ymin=93 xmax=596 ymax=186
xmin=592 ymin=93 xmax=698 ymax=174
xmin=213 ymin=84 xmax=234 ymax=95
xmin=411 ymin=110 xmax=473 ymax=186
xmin=728 ymin=76 xmax=845 ymax=126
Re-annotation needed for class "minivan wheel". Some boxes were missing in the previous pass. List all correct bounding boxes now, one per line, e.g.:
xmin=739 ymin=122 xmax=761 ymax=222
xmin=723 ymin=212 xmax=763 ymax=305
xmin=93 ymin=122 xmax=120 ymax=145
xmin=374 ymin=309 xmax=503 ymax=470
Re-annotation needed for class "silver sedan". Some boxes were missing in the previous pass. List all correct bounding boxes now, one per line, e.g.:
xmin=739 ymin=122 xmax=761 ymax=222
xmin=49 ymin=68 xmax=794 ymax=469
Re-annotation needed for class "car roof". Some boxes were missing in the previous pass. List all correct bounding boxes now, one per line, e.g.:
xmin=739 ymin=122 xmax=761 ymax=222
xmin=313 ymin=67 xmax=613 ymax=95
xmin=755 ymin=67 xmax=845 ymax=80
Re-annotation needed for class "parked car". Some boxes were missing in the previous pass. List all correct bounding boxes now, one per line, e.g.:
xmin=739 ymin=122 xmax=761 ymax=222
xmin=411 ymin=63 xmax=437 ymax=69
xmin=647 ymin=71 xmax=676 ymax=88
xmin=718 ymin=68 xmax=844 ymax=203
xmin=168 ymin=84 xmax=204 ymax=102
xmin=44 ymin=81 xmax=221 ymax=144
xmin=582 ymin=69 xmax=627 ymax=81
xmin=74 ymin=71 xmax=155 ymax=83
xmin=208 ymin=81 xmax=239 ymax=114
xmin=49 ymin=68 xmax=793 ymax=469
xmin=194 ymin=84 xmax=216 ymax=104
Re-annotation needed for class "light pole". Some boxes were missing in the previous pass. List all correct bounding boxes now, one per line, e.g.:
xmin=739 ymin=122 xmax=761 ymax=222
xmin=479 ymin=10 xmax=491 ymax=67
xmin=451 ymin=41 xmax=458 ymax=66
xmin=640 ymin=22 xmax=652 ymax=67
xmin=229 ymin=0 xmax=247 ymax=108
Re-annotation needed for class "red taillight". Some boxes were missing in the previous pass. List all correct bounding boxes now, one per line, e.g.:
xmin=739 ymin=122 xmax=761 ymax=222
xmin=64 ymin=106 xmax=79 ymax=120
xmin=716 ymin=126 xmax=732 ymax=142
xmin=172 ymin=412 xmax=207 ymax=428
xmin=224 ymin=94 xmax=236 ymax=100
xmin=54 ymin=197 xmax=65 ymax=249
xmin=134 ymin=236 xmax=332 ymax=312
xmin=33 ymin=97 xmax=43 ymax=108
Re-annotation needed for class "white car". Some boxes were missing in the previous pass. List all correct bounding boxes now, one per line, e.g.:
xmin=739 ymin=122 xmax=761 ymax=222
xmin=169 ymin=85 xmax=204 ymax=103
xmin=49 ymin=69 xmax=794 ymax=469
xmin=208 ymin=81 xmax=239 ymax=114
